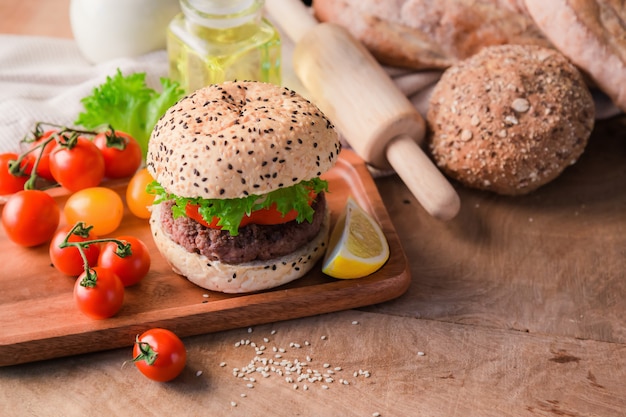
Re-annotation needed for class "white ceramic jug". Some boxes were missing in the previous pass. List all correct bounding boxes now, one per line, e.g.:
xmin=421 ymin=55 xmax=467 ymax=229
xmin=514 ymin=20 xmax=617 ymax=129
xmin=69 ymin=0 xmax=181 ymax=64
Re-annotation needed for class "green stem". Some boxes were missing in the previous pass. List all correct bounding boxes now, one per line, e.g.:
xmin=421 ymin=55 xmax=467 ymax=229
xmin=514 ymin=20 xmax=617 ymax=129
xmin=131 ymin=338 xmax=158 ymax=365
xmin=59 ymin=222 xmax=134 ymax=286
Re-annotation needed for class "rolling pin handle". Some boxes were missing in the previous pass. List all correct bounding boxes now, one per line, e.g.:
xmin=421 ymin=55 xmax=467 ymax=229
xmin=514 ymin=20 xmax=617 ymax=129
xmin=385 ymin=134 xmax=461 ymax=221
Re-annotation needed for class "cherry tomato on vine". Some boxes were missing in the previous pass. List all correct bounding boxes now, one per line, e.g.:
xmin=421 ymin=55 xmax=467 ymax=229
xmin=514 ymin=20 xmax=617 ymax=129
xmin=126 ymin=168 xmax=155 ymax=219
xmin=0 ymin=153 xmax=28 ymax=195
xmin=1 ymin=190 xmax=60 ymax=246
xmin=50 ymin=136 xmax=105 ymax=192
xmin=93 ymin=130 xmax=142 ymax=179
xmin=49 ymin=225 xmax=100 ymax=276
xmin=64 ymin=187 xmax=124 ymax=236
xmin=23 ymin=130 xmax=59 ymax=182
xmin=132 ymin=328 xmax=187 ymax=382
xmin=74 ymin=266 xmax=124 ymax=320
xmin=99 ymin=236 xmax=151 ymax=286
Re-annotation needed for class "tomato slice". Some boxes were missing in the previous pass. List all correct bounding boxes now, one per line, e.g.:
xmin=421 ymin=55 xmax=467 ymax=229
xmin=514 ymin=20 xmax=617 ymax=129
xmin=247 ymin=204 xmax=299 ymax=225
xmin=185 ymin=204 xmax=225 ymax=229
xmin=184 ymin=195 xmax=314 ymax=229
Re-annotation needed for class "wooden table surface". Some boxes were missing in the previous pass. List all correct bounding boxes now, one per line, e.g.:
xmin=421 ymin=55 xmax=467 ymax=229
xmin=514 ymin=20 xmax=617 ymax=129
xmin=1 ymin=1 xmax=625 ymax=416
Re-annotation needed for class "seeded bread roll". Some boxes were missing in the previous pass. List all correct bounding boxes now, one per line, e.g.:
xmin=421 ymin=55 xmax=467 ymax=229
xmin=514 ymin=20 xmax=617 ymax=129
xmin=427 ymin=44 xmax=595 ymax=195
xmin=147 ymin=81 xmax=340 ymax=200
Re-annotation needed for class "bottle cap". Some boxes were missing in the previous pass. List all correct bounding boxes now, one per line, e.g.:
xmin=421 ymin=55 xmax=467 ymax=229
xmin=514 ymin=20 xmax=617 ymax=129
xmin=183 ymin=0 xmax=261 ymax=28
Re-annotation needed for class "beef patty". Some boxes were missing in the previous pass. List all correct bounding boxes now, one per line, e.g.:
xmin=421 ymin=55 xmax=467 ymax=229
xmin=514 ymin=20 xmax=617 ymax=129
xmin=159 ymin=193 xmax=327 ymax=264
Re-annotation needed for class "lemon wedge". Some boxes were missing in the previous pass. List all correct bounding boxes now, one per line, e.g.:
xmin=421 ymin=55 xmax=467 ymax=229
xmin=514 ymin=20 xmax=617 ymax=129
xmin=322 ymin=197 xmax=390 ymax=279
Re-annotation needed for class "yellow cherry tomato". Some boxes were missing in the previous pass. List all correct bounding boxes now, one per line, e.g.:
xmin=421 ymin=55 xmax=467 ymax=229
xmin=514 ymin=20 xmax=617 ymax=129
xmin=64 ymin=187 xmax=124 ymax=235
xmin=126 ymin=168 xmax=155 ymax=219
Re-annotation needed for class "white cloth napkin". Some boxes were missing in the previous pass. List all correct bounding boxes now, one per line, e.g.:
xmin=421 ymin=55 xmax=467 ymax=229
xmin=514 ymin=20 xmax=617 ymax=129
xmin=0 ymin=35 xmax=170 ymax=154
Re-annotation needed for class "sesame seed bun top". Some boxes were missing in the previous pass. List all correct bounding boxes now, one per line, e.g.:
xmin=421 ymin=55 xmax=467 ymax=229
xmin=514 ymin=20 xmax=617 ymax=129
xmin=146 ymin=81 xmax=341 ymax=199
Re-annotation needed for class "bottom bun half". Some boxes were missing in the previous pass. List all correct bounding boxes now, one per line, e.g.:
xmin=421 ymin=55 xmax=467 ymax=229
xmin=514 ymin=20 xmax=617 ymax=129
xmin=149 ymin=203 xmax=331 ymax=293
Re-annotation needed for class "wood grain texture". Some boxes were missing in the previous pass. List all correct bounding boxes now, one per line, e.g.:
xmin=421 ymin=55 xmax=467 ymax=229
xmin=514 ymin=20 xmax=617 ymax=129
xmin=371 ymin=116 xmax=626 ymax=344
xmin=1 ymin=310 xmax=624 ymax=417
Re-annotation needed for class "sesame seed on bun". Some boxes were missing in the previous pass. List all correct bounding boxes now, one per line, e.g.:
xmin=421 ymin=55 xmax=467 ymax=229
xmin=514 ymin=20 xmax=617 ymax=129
xmin=147 ymin=81 xmax=341 ymax=200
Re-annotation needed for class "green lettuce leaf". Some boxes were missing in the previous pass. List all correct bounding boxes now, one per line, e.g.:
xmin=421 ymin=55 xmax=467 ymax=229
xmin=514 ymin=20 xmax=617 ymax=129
xmin=148 ymin=178 xmax=329 ymax=236
xmin=74 ymin=69 xmax=185 ymax=158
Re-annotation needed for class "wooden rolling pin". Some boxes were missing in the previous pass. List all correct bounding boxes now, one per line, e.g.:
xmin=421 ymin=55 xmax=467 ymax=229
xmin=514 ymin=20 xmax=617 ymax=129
xmin=265 ymin=0 xmax=460 ymax=221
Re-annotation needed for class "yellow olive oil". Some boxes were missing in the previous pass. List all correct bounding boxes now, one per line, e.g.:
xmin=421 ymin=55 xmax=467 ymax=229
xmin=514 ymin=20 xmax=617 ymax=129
xmin=167 ymin=0 xmax=281 ymax=93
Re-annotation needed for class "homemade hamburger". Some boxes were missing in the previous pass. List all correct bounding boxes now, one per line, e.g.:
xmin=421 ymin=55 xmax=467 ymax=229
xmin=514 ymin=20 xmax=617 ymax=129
xmin=146 ymin=81 xmax=341 ymax=293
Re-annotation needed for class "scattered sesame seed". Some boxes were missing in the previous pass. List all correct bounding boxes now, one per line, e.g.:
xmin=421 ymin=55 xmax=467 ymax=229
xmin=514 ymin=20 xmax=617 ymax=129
xmin=271 ymin=330 xmax=277 ymax=335
xmin=196 ymin=370 xmax=203 ymax=377
xmin=248 ymin=327 xmax=253 ymax=333
xmin=240 ymin=393 xmax=247 ymax=398
xmin=230 ymin=401 xmax=237 ymax=407
xmin=351 ymin=321 xmax=359 ymax=325
xmin=321 ymin=335 xmax=327 ymax=340
xmin=219 ymin=362 xmax=227 ymax=367
xmin=202 ymin=293 xmax=209 ymax=298
xmin=418 ymin=352 xmax=425 ymax=356
xmin=246 ymin=383 xmax=254 ymax=388
xmin=322 ymin=385 xmax=329 ymax=390
xmin=373 ymin=413 xmax=381 ymax=417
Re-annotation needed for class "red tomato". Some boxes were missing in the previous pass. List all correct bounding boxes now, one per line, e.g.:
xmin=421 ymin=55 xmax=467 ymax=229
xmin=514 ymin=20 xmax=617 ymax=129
xmin=93 ymin=130 xmax=142 ymax=179
xmin=1 ymin=190 xmax=60 ymax=246
xmin=98 ymin=236 xmax=151 ymax=286
xmin=0 ymin=153 xmax=28 ymax=195
xmin=74 ymin=267 xmax=124 ymax=320
xmin=23 ymin=130 xmax=58 ymax=182
xmin=49 ymin=225 xmax=100 ymax=276
xmin=247 ymin=204 xmax=299 ymax=225
xmin=133 ymin=328 xmax=186 ymax=382
xmin=126 ymin=168 xmax=155 ymax=219
xmin=49 ymin=137 xmax=105 ymax=192
xmin=185 ymin=196 xmax=313 ymax=229
xmin=185 ymin=204 xmax=227 ymax=229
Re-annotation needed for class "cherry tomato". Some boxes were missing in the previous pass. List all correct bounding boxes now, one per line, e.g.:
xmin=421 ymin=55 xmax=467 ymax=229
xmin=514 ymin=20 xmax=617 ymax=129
xmin=74 ymin=267 xmax=124 ymax=320
xmin=133 ymin=328 xmax=186 ymax=382
xmin=49 ymin=225 xmax=100 ymax=276
xmin=93 ymin=130 xmax=142 ymax=179
xmin=23 ymin=130 xmax=58 ymax=182
xmin=50 ymin=136 xmax=105 ymax=192
xmin=99 ymin=236 xmax=150 ymax=286
xmin=1 ymin=190 xmax=60 ymax=246
xmin=126 ymin=168 xmax=155 ymax=219
xmin=0 ymin=153 xmax=28 ymax=195
xmin=64 ymin=187 xmax=124 ymax=236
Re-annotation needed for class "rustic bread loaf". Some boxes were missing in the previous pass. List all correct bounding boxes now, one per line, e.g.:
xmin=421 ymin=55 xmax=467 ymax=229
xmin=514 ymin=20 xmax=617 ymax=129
xmin=427 ymin=45 xmax=595 ymax=195
xmin=312 ymin=0 xmax=551 ymax=70
xmin=523 ymin=0 xmax=626 ymax=112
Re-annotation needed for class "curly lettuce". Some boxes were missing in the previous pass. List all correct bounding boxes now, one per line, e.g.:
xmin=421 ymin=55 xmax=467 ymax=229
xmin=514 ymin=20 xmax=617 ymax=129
xmin=148 ymin=178 xmax=328 ymax=236
xmin=74 ymin=69 xmax=185 ymax=158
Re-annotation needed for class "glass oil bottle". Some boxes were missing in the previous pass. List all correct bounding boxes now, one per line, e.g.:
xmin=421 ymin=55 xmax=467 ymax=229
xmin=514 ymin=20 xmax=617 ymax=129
xmin=167 ymin=0 xmax=281 ymax=93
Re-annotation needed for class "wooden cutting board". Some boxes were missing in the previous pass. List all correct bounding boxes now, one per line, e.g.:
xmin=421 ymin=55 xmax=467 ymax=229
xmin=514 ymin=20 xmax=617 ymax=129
xmin=0 ymin=149 xmax=410 ymax=366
